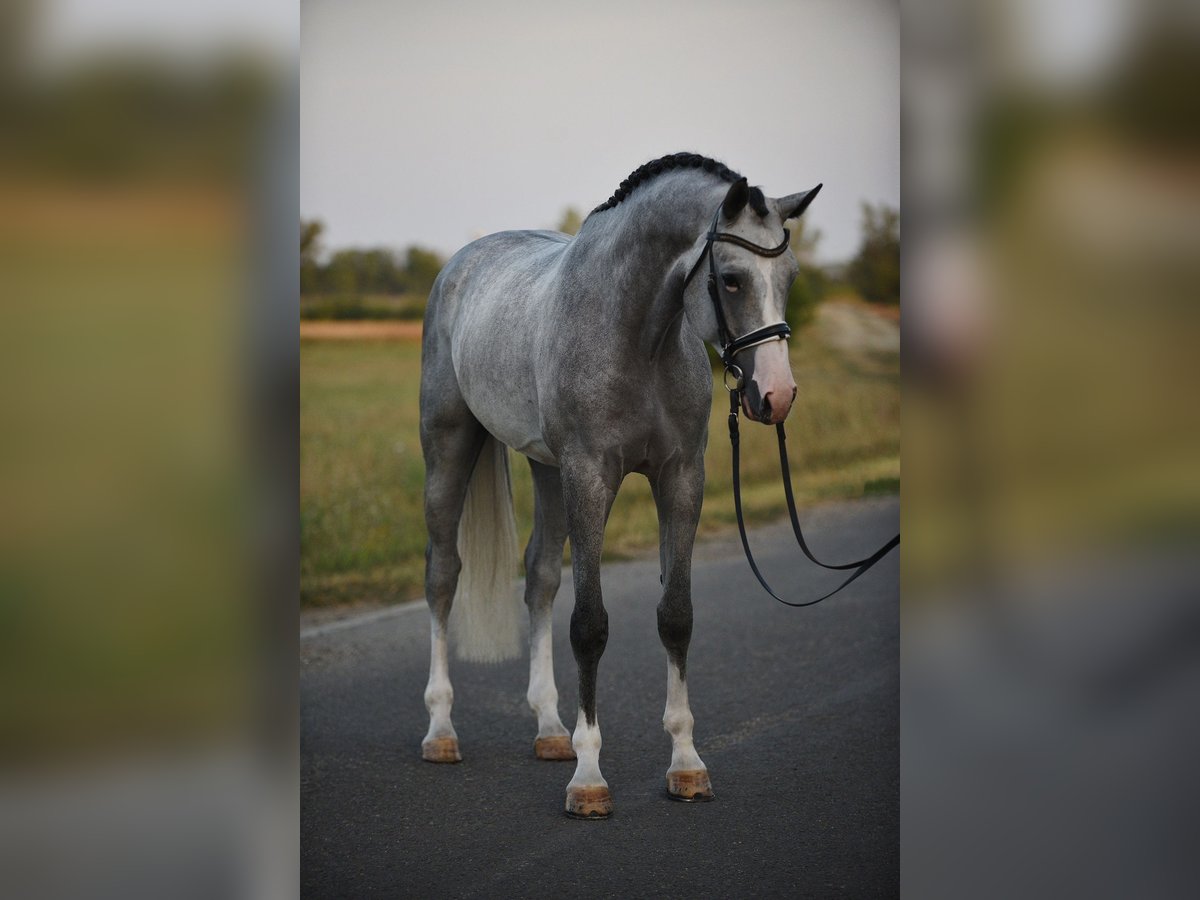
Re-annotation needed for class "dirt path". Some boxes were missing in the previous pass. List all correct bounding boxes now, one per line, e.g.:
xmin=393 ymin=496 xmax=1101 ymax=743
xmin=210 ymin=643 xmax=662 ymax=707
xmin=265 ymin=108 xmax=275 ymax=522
xmin=300 ymin=320 xmax=422 ymax=341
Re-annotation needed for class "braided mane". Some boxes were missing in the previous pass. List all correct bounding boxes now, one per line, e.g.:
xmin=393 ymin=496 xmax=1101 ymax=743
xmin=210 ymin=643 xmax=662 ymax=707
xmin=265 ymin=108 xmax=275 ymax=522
xmin=589 ymin=152 xmax=742 ymax=217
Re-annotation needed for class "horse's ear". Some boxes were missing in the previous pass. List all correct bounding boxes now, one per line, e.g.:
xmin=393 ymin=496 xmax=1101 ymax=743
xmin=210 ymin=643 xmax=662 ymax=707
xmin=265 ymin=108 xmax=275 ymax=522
xmin=778 ymin=184 xmax=823 ymax=220
xmin=721 ymin=177 xmax=750 ymax=221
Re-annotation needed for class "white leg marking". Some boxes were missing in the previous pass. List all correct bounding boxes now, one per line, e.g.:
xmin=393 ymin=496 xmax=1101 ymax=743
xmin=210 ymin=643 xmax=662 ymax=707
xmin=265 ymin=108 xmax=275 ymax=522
xmin=422 ymin=618 xmax=457 ymax=744
xmin=567 ymin=710 xmax=607 ymax=790
xmin=663 ymin=663 xmax=706 ymax=774
xmin=527 ymin=613 xmax=568 ymax=738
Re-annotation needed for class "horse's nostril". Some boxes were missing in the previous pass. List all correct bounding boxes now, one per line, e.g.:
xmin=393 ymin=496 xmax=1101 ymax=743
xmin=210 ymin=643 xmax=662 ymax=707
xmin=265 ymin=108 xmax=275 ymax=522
xmin=761 ymin=394 xmax=773 ymax=421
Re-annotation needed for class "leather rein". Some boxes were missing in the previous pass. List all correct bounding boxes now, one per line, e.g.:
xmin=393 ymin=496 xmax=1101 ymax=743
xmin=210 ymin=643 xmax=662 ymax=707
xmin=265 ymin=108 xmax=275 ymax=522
xmin=682 ymin=206 xmax=900 ymax=608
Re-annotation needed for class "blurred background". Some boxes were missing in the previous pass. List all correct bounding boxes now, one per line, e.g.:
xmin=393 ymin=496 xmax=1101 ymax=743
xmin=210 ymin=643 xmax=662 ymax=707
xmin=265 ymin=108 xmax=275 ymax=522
xmin=2 ymin=0 xmax=1197 ymax=895
xmin=0 ymin=0 xmax=297 ymax=897
xmin=903 ymin=0 xmax=1200 ymax=896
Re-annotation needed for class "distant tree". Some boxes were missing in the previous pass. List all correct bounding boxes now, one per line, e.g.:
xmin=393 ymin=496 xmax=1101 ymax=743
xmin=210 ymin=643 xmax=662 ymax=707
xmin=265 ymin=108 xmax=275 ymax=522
xmin=848 ymin=203 xmax=900 ymax=305
xmin=301 ymin=219 xmax=323 ymax=261
xmin=300 ymin=219 xmax=324 ymax=294
xmin=356 ymin=248 xmax=401 ymax=294
xmin=404 ymin=246 xmax=444 ymax=295
xmin=323 ymin=249 xmax=361 ymax=294
xmin=556 ymin=206 xmax=582 ymax=235
xmin=299 ymin=230 xmax=445 ymax=309
xmin=785 ymin=219 xmax=828 ymax=329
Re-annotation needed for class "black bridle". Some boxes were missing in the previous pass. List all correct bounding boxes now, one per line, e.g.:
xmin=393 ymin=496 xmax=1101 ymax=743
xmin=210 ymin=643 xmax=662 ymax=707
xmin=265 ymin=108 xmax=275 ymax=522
xmin=683 ymin=207 xmax=794 ymax=372
xmin=684 ymin=205 xmax=900 ymax=608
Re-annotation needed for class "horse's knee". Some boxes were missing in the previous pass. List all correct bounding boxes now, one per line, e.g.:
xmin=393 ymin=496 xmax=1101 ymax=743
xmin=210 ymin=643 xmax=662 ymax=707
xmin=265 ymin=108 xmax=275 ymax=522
xmin=570 ymin=600 xmax=608 ymax=723
xmin=657 ymin=597 xmax=693 ymax=660
xmin=569 ymin=603 xmax=608 ymax=661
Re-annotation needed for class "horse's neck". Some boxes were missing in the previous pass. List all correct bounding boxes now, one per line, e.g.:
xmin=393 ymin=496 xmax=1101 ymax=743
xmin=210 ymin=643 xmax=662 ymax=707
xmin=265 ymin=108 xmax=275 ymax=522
xmin=573 ymin=176 xmax=723 ymax=357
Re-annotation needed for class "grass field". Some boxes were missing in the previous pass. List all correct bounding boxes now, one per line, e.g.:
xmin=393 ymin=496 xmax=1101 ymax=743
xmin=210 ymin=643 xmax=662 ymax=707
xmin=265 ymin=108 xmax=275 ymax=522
xmin=300 ymin=304 xmax=899 ymax=608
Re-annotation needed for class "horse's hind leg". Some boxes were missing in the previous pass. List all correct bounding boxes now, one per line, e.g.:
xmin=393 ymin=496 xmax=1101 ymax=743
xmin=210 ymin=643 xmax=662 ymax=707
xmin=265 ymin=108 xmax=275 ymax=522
xmin=651 ymin=455 xmax=714 ymax=801
xmin=419 ymin=393 xmax=486 ymax=763
xmin=524 ymin=460 xmax=574 ymax=761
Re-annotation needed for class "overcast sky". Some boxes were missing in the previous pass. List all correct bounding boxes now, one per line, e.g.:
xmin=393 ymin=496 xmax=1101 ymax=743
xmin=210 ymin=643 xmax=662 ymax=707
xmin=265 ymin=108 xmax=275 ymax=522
xmin=301 ymin=0 xmax=898 ymax=264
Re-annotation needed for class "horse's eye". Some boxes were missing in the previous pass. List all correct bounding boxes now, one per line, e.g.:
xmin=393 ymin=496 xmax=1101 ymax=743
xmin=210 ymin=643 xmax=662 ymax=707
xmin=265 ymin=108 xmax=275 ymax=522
xmin=722 ymin=275 xmax=740 ymax=293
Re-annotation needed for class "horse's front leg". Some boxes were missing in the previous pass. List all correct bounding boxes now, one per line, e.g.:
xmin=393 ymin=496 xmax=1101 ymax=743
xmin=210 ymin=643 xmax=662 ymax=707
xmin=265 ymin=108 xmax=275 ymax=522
xmin=560 ymin=457 xmax=620 ymax=818
xmin=651 ymin=455 xmax=714 ymax=801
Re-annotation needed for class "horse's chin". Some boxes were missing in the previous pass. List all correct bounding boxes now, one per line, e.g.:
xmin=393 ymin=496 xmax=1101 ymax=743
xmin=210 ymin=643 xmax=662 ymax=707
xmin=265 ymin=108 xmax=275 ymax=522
xmin=741 ymin=394 xmax=764 ymax=423
xmin=742 ymin=391 xmax=794 ymax=424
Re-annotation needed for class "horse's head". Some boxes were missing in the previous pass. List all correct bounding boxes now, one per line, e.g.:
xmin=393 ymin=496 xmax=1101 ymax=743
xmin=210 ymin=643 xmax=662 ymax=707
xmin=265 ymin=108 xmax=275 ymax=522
xmin=684 ymin=178 xmax=822 ymax=424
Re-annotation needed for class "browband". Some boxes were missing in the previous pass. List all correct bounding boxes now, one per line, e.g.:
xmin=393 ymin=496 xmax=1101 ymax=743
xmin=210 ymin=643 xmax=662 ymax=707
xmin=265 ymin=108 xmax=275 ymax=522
xmin=706 ymin=230 xmax=791 ymax=257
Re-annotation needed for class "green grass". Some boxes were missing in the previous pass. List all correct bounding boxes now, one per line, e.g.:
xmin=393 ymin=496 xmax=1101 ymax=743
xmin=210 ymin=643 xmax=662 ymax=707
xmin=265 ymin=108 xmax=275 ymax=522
xmin=300 ymin=320 xmax=899 ymax=608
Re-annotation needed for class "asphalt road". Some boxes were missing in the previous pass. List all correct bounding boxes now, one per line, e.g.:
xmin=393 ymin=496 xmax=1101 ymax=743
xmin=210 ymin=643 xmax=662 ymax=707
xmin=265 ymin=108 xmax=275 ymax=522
xmin=301 ymin=497 xmax=898 ymax=898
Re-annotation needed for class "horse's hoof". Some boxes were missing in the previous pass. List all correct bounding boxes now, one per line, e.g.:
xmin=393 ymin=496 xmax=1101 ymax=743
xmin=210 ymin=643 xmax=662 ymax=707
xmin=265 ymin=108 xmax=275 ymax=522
xmin=534 ymin=735 xmax=576 ymax=761
xmin=421 ymin=736 xmax=461 ymax=763
xmin=565 ymin=785 xmax=613 ymax=819
xmin=666 ymin=769 xmax=714 ymax=802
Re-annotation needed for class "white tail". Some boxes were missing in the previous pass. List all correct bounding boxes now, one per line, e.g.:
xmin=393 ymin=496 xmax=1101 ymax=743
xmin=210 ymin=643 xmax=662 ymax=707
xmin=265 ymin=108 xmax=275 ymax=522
xmin=448 ymin=435 xmax=523 ymax=662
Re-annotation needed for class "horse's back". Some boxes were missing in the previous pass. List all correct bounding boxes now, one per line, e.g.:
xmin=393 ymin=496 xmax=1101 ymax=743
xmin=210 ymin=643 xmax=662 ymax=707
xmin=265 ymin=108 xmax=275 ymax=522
xmin=427 ymin=230 xmax=568 ymax=329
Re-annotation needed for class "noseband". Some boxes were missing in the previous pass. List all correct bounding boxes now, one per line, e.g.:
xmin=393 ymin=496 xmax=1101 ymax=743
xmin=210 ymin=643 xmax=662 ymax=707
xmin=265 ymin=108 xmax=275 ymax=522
xmin=682 ymin=208 xmax=792 ymax=380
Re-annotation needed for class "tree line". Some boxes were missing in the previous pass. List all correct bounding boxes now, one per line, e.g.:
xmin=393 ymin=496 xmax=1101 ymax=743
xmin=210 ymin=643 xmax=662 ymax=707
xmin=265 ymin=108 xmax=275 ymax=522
xmin=300 ymin=201 xmax=897 ymax=320
xmin=301 ymin=220 xmax=445 ymax=297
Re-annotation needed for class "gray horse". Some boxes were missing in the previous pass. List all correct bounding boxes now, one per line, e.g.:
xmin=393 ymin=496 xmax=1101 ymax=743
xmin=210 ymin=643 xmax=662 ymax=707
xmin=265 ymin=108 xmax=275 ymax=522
xmin=418 ymin=153 xmax=821 ymax=818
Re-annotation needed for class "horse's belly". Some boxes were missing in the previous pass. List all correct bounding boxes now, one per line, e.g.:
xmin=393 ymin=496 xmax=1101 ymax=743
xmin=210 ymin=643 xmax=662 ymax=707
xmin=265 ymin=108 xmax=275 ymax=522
xmin=454 ymin=344 xmax=557 ymax=466
xmin=474 ymin=402 xmax=557 ymax=466
xmin=444 ymin=237 xmax=565 ymax=466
